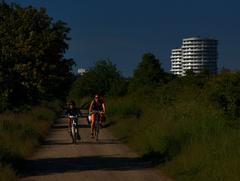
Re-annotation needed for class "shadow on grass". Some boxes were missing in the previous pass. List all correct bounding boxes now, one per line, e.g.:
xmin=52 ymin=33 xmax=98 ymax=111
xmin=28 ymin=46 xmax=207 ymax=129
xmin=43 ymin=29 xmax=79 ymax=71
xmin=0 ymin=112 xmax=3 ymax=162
xmin=21 ymin=155 xmax=155 ymax=177
xmin=142 ymin=151 xmax=171 ymax=165
xmin=103 ymin=121 xmax=116 ymax=128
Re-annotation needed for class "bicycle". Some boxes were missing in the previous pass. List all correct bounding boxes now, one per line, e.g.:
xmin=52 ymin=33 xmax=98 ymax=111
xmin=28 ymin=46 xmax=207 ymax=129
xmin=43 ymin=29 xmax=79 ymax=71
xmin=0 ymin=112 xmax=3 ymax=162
xmin=91 ymin=110 xmax=102 ymax=141
xmin=68 ymin=115 xmax=80 ymax=144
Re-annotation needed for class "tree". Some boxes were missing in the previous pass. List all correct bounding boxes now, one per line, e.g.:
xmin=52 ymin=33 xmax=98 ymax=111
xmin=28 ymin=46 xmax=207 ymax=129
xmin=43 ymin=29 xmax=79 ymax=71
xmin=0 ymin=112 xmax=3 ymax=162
xmin=130 ymin=53 xmax=164 ymax=90
xmin=69 ymin=59 xmax=127 ymax=99
xmin=0 ymin=2 xmax=74 ymax=109
xmin=208 ymin=71 xmax=240 ymax=119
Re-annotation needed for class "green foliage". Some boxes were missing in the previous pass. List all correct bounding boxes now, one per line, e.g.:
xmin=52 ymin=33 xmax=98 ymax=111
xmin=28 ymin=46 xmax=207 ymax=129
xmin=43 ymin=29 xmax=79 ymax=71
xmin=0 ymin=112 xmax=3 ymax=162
xmin=69 ymin=59 xmax=127 ymax=100
xmin=108 ymin=71 xmax=240 ymax=181
xmin=207 ymin=71 xmax=240 ymax=119
xmin=0 ymin=2 xmax=74 ymax=110
xmin=0 ymin=165 xmax=17 ymax=181
xmin=0 ymin=90 xmax=9 ymax=112
xmin=0 ymin=104 xmax=58 ymax=178
xmin=107 ymin=97 xmax=142 ymax=118
xmin=130 ymin=53 xmax=164 ymax=90
xmin=69 ymin=52 xmax=167 ymax=102
xmin=40 ymin=99 xmax=64 ymax=113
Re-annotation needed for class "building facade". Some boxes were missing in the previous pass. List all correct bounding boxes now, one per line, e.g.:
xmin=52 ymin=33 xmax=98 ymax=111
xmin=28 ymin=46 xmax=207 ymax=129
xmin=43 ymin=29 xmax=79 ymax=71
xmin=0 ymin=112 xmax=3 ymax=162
xmin=170 ymin=48 xmax=182 ymax=76
xmin=77 ymin=68 xmax=87 ymax=75
xmin=171 ymin=37 xmax=218 ymax=76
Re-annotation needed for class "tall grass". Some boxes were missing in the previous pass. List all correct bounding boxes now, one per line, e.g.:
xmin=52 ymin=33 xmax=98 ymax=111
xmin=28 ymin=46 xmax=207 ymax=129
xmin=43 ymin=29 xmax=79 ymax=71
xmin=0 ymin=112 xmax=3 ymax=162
xmin=0 ymin=102 xmax=59 ymax=180
xmin=0 ymin=165 xmax=17 ymax=181
xmin=107 ymin=81 xmax=240 ymax=180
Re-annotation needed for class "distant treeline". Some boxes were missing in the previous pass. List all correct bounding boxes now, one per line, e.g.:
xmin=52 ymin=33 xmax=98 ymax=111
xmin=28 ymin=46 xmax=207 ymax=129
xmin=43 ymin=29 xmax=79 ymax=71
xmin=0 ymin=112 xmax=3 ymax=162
xmin=69 ymin=53 xmax=174 ymax=101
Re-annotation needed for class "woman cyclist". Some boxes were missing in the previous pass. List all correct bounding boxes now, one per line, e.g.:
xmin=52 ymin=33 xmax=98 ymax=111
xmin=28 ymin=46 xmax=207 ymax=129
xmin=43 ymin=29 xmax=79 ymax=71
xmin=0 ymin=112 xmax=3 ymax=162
xmin=89 ymin=94 xmax=106 ymax=138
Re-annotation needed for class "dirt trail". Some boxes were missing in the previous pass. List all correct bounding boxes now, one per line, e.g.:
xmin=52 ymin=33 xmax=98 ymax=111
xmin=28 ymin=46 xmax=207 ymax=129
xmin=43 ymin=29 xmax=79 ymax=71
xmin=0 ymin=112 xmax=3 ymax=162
xmin=20 ymin=113 xmax=173 ymax=181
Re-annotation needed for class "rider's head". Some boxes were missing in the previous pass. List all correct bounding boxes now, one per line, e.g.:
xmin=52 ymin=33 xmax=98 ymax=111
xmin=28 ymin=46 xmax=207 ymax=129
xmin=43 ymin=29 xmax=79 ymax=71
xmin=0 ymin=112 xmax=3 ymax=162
xmin=69 ymin=100 xmax=76 ymax=109
xmin=94 ymin=94 xmax=99 ymax=102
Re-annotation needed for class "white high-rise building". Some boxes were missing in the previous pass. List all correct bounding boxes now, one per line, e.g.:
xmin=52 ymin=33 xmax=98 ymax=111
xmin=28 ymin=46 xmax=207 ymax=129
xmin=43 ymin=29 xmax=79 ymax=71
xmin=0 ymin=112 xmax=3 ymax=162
xmin=170 ymin=37 xmax=218 ymax=76
xmin=77 ymin=68 xmax=87 ymax=75
xmin=170 ymin=48 xmax=182 ymax=76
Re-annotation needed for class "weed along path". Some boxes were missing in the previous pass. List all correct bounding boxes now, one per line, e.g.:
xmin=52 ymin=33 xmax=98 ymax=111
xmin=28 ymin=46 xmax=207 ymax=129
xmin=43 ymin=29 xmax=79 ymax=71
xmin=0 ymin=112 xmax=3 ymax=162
xmin=20 ymin=112 xmax=172 ymax=181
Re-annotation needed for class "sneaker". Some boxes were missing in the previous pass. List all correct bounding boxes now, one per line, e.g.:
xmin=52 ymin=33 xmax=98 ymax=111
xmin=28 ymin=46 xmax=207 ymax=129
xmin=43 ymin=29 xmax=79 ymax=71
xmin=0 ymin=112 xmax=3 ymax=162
xmin=91 ymin=132 xmax=94 ymax=138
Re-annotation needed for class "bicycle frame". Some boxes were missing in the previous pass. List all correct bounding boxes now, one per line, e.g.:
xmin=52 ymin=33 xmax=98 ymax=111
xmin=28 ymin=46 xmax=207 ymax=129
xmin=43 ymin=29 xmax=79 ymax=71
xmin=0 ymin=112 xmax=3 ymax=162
xmin=92 ymin=110 xmax=101 ymax=141
xmin=69 ymin=115 xmax=78 ymax=144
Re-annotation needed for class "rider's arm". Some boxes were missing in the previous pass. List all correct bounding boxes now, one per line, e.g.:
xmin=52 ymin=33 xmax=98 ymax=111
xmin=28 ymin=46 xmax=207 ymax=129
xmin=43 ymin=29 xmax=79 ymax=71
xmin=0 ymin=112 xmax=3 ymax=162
xmin=102 ymin=102 xmax=106 ymax=113
xmin=89 ymin=100 xmax=94 ymax=113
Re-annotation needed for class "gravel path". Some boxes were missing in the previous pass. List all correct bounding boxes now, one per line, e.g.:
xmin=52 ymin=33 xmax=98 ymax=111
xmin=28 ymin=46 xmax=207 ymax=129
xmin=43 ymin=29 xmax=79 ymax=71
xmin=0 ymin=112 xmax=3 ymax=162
xmin=20 ymin=114 xmax=173 ymax=181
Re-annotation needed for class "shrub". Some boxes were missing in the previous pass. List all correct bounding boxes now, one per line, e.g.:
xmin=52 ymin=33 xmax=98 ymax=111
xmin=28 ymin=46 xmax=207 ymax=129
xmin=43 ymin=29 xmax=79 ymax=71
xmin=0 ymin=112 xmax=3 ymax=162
xmin=107 ymin=72 xmax=240 ymax=181
xmin=0 ymin=105 xmax=57 ymax=178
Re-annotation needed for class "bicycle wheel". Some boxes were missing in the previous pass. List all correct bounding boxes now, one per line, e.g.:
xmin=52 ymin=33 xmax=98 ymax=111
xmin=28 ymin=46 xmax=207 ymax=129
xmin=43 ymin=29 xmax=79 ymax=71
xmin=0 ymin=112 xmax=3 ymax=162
xmin=71 ymin=124 xmax=76 ymax=144
xmin=95 ymin=115 xmax=100 ymax=141
xmin=74 ymin=127 xmax=77 ymax=144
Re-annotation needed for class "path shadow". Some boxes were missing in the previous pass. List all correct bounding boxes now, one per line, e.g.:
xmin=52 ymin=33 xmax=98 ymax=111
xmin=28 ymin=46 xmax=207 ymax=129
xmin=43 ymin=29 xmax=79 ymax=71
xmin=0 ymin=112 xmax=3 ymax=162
xmin=21 ymin=155 xmax=155 ymax=177
xmin=42 ymin=140 xmax=74 ymax=145
xmin=43 ymin=138 xmax=124 ymax=146
xmin=78 ymin=124 xmax=90 ymax=128
xmin=51 ymin=123 xmax=90 ymax=129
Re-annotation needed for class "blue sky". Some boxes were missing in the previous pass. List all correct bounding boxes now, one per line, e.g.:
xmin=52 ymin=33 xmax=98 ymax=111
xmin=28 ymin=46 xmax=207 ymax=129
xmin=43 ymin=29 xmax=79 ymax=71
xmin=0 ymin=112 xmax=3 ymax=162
xmin=5 ymin=0 xmax=240 ymax=76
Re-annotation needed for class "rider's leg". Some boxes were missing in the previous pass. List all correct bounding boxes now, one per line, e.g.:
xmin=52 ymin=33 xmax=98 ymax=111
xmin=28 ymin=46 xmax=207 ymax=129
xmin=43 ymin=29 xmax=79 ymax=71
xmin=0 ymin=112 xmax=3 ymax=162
xmin=91 ymin=114 xmax=95 ymax=136
xmin=76 ymin=120 xmax=81 ymax=140
xmin=67 ymin=118 xmax=71 ymax=132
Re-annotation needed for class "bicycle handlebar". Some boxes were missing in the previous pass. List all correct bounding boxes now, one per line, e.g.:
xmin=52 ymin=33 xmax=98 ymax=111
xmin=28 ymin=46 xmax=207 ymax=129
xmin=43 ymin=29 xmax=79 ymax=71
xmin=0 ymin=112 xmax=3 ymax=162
xmin=68 ymin=115 xmax=78 ymax=119
xmin=90 ymin=110 xmax=103 ymax=114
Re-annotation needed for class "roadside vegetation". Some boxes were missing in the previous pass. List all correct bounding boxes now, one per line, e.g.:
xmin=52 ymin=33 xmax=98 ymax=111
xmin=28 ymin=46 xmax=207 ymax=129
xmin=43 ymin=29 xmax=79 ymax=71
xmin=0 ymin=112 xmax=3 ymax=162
xmin=0 ymin=102 xmax=61 ymax=180
xmin=0 ymin=2 xmax=74 ymax=180
xmin=71 ymin=53 xmax=240 ymax=181
xmin=1 ymin=1 xmax=239 ymax=180
xmin=107 ymin=73 xmax=240 ymax=181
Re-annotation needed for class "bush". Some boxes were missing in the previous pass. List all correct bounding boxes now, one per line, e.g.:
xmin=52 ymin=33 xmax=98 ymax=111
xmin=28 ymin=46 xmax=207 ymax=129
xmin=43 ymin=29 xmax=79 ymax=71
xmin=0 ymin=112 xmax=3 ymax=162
xmin=0 ymin=165 xmax=17 ymax=181
xmin=107 ymin=96 xmax=142 ymax=118
xmin=207 ymin=72 xmax=240 ymax=119
xmin=0 ymin=91 xmax=9 ymax=113
xmin=107 ymin=72 xmax=240 ymax=181
xmin=0 ymin=105 xmax=57 ymax=178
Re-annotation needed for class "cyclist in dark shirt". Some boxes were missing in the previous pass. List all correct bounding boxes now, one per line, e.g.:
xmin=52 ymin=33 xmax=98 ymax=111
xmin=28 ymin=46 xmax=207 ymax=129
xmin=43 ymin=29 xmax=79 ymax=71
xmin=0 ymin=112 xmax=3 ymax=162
xmin=66 ymin=100 xmax=82 ymax=140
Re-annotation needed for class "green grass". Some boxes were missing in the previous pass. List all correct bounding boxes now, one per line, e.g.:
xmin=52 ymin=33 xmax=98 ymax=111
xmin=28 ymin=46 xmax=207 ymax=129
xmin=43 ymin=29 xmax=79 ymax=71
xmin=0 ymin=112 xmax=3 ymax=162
xmin=164 ymin=127 xmax=240 ymax=181
xmin=0 ymin=102 xmax=59 ymax=179
xmin=0 ymin=165 xmax=17 ymax=181
xmin=107 ymin=84 xmax=240 ymax=181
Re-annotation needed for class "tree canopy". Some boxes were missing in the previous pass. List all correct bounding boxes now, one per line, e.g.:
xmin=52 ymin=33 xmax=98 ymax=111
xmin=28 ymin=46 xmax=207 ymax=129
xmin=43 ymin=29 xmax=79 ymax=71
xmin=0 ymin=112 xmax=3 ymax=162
xmin=130 ymin=53 xmax=164 ymax=90
xmin=0 ymin=2 xmax=74 ymax=111
xmin=69 ymin=59 xmax=127 ymax=100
